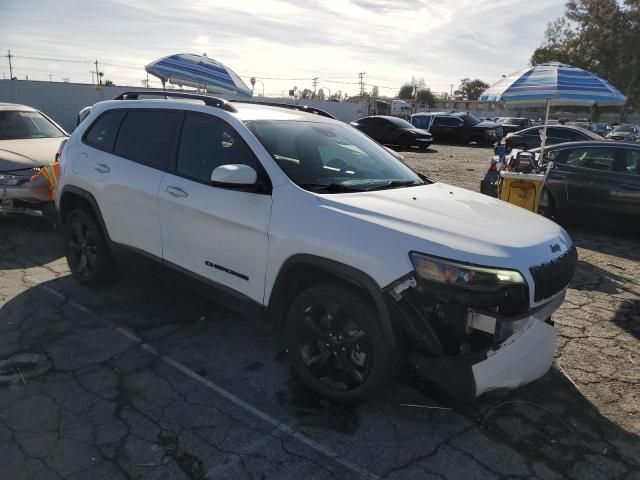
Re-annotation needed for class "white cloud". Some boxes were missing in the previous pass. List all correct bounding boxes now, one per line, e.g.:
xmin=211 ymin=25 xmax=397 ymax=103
xmin=0 ymin=0 xmax=564 ymax=95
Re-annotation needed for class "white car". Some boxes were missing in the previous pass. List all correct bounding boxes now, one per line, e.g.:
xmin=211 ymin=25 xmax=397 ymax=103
xmin=56 ymin=91 xmax=577 ymax=403
xmin=0 ymin=103 xmax=68 ymax=214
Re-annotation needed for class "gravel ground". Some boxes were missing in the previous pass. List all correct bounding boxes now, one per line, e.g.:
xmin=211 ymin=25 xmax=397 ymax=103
xmin=0 ymin=144 xmax=638 ymax=479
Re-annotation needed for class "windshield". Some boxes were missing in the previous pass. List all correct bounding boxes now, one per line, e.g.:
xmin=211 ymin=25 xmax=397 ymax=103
xmin=385 ymin=117 xmax=414 ymax=128
xmin=247 ymin=120 xmax=425 ymax=193
xmin=460 ymin=113 xmax=481 ymax=126
xmin=0 ymin=110 xmax=66 ymax=140
xmin=498 ymin=117 xmax=526 ymax=126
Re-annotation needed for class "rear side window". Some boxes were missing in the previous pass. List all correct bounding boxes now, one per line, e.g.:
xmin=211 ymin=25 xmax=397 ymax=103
xmin=412 ymin=116 xmax=431 ymax=129
xmin=566 ymin=147 xmax=617 ymax=171
xmin=432 ymin=117 xmax=447 ymax=127
xmin=557 ymin=129 xmax=584 ymax=141
xmin=176 ymin=113 xmax=260 ymax=183
xmin=83 ymin=110 xmax=125 ymax=151
xmin=114 ymin=110 xmax=180 ymax=170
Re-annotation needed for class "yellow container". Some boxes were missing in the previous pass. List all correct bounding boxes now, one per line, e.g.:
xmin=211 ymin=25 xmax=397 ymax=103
xmin=498 ymin=171 xmax=546 ymax=213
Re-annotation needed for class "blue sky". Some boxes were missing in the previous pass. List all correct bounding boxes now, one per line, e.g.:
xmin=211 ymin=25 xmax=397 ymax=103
xmin=1 ymin=0 xmax=565 ymax=96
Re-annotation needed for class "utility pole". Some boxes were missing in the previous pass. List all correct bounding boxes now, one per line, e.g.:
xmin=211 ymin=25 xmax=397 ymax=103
xmin=90 ymin=70 xmax=96 ymax=85
xmin=95 ymin=60 xmax=101 ymax=86
xmin=358 ymin=72 xmax=366 ymax=96
xmin=449 ymin=84 xmax=454 ymax=97
xmin=7 ymin=49 xmax=13 ymax=79
xmin=48 ymin=74 xmax=52 ymax=82
xmin=312 ymin=77 xmax=318 ymax=98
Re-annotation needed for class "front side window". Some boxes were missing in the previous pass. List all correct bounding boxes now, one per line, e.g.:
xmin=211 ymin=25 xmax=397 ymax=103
xmin=176 ymin=113 xmax=260 ymax=183
xmin=0 ymin=110 xmax=66 ymax=140
xmin=566 ymin=147 xmax=617 ymax=171
xmin=113 ymin=110 xmax=180 ymax=170
xmin=247 ymin=120 xmax=425 ymax=193
xmin=460 ymin=114 xmax=481 ymax=126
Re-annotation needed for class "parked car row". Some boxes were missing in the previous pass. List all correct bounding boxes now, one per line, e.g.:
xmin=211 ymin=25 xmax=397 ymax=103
xmin=351 ymin=112 xmax=503 ymax=148
xmin=481 ymin=141 xmax=640 ymax=223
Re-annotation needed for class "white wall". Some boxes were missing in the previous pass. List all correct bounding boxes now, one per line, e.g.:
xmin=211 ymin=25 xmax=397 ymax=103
xmin=0 ymin=80 xmax=366 ymax=132
xmin=0 ymin=80 xmax=136 ymax=132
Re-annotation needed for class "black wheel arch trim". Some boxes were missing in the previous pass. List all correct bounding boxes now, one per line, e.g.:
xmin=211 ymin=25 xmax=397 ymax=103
xmin=267 ymin=254 xmax=399 ymax=349
xmin=58 ymin=185 xmax=111 ymax=242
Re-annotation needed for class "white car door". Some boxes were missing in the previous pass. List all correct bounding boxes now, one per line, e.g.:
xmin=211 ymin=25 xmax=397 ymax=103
xmin=158 ymin=112 xmax=272 ymax=304
xmin=84 ymin=108 xmax=181 ymax=258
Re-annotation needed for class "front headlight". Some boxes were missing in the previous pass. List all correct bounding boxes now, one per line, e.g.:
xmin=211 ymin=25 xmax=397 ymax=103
xmin=0 ymin=174 xmax=23 ymax=186
xmin=409 ymin=252 xmax=526 ymax=291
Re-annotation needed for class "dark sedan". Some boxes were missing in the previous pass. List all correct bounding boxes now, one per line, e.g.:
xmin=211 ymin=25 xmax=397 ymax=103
xmin=350 ymin=116 xmax=433 ymax=149
xmin=496 ymin=117 xmax=534 ymax=135
xmin=505 ymin=125 xmax=602 ymax=150
xmin=480 ymin=141 xmax=640 ymax=223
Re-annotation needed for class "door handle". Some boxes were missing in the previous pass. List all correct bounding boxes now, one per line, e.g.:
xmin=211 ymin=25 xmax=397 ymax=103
xmin=164 ymin=186 xmax=189 ymax=198
xmin=94 ymin=163 xmax=111 ymax=174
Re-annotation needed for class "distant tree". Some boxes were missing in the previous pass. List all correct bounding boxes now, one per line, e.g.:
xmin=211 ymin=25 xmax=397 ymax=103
xmin=416 ymin=88 xmax=436 ymax=106
xmin=398 ymin=84 xmax=414 ymax=99
xmin=103 ymin=79 xmax=115 ymax=87
xmin=454 ymin=78 xmax=490 ymax=100
xmin=531 ymin=0 xmax=639 ymax=109
xmin=300 ymin=88 xmax=313 ymax=99
xmin=316 ymin=88 xmax=326 ymax=100
xmin=371 ymin=85 xmax=379 ymax=97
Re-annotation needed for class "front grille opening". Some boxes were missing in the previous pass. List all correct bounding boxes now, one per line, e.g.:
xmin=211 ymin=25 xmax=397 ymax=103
xmin=530 ymin=246 xmax=578 ymax=302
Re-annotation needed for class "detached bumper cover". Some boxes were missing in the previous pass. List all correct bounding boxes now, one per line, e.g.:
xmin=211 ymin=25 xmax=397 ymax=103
xmin=0 ymin=179 xmax=50 ymax=203
xmin=473 ymin=317 xmax=557 ymax=396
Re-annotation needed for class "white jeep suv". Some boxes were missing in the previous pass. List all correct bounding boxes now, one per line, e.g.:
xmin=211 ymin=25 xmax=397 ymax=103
xmin=56 ymin=91 xmax=577 ymax=403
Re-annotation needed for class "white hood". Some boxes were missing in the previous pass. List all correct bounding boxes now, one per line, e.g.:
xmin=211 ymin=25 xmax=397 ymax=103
xmin=317 ymin=182 xmax=572 ymax=266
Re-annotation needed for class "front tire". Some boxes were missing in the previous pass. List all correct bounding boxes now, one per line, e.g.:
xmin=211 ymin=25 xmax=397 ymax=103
xmin=285 ymin=284 xmax=397 ymax=404
xmin=63 ymin=209 xmax=116 ymax=286
xmin=399 ymin=135 xmax=413 ymax=150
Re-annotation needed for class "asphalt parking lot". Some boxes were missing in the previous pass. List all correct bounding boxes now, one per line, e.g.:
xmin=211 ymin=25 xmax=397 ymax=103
xmin=1 ymin=144 xmax=639 ymax=480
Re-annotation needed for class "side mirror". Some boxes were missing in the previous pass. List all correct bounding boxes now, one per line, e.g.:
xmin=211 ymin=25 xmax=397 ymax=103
xmin=211 ymin=164 xmax=258 ymax=186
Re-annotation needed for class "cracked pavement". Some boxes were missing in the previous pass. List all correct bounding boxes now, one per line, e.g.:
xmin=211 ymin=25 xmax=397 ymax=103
xmin=1 ymin=144 xmax=639 ymax=479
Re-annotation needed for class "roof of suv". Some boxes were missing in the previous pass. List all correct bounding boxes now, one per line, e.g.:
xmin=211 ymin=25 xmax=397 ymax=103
xmin=93 ymin=98 xmax=339 ymax=124
xmin=529 ymin=140 xmax=640 ymax=151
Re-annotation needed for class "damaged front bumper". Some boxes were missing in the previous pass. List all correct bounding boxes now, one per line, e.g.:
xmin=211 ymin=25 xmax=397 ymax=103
xmin=386 ymin=274 xmax=563 ymax=399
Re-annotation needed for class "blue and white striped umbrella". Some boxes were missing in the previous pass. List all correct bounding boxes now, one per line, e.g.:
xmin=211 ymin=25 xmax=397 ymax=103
xmin=479 ymin=62 xmax=627 ymax=106
xmin=145 ymin=53 xmax=253 ymax=98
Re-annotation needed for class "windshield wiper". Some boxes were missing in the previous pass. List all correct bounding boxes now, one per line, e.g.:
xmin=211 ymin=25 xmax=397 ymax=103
xmin=365 ymin=180 xmax=421 ymax=191
xmin=299 ymin=183 xmax=363 ymax=193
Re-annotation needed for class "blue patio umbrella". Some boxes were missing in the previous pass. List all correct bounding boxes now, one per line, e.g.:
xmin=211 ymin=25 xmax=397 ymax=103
xmin=479 ymin=62 xmax=627 ymax=156
xmin=145 ymin=53 xmax=253 ymax=98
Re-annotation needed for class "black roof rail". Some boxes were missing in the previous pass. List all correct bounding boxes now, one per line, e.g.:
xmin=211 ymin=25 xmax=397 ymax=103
xmin=113 ymin=91 xmax=238 ymax=113
xmin=230 ymin=100 xmax=335 ymax=119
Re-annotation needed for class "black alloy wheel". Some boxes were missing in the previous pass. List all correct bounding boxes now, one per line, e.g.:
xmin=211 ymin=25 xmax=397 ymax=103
xmin=63 ymin=209 xmax=116 ymax=286
xmin=298 ymin=301 xmax=372 ymax=390
xmin=286 ymin=285 xmax=398 ymax=404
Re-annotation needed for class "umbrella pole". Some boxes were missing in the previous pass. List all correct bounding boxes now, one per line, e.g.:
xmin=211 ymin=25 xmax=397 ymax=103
xmin=539 ymin=99 xmax=551 ymax=163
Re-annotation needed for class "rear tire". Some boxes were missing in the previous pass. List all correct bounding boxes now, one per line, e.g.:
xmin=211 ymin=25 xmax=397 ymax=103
xmin=63 ymin=209 xmax=117 ymax=286
xmin=538 ymin=188 xmax=556 ymax=218
xmin=285 ymin=284 xmax=397 ymax=404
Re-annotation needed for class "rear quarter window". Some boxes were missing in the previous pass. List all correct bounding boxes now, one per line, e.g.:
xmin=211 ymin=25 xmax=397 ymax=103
xmin=83 ymin=110 xmax=126 ymax=152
